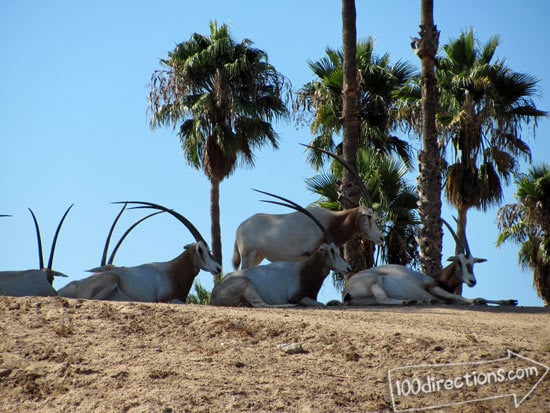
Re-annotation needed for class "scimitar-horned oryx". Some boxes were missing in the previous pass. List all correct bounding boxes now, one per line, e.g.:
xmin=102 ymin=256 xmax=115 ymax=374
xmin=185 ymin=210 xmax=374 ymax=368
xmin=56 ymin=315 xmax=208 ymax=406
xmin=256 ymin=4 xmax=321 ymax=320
xmin=58 ymin=201 xmax=221 ymax=303
xmin=0 ymin=205 xmax=73 ymax=297
xmin=212 ymin=190 xmax=352 ymax=307
xmin=232 ymin=145 xmax=383 ymax=270
xmin=342 ymin=218 xmax=518 ymax=306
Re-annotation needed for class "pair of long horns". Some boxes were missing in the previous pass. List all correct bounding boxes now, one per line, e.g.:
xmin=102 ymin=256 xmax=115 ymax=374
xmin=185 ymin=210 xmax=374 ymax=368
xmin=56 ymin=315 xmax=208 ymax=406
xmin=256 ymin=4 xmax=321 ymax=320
xmin=440 ymin=217 xmax=471 ymax=257
xmin=301 ymin=143 xmax=373 ymax=207
xmin=99 ymin=203 xmax=164 ymax=266
xmin=29 ymin=204 xmax=73 ymax=284
xmin=102 ymin=201 xmax=209 ymax=266
xmin=253 ymin=189 xmax=336 ymax=245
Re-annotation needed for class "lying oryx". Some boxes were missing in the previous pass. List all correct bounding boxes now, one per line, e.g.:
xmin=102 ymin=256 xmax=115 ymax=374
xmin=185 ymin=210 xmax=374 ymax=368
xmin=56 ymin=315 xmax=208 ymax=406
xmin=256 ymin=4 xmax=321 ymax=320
xmin=211 ymin=191 xmax=352 ymax=307
xmin=0 ymin=206 xmax=73 ymax=297
xmin=58 ymin=202 xmax=221 ymax=303
xmin=232 ymin=146 xmax=383 ymax=270
xmin=342 ymin=219 xmax=518 ymax=306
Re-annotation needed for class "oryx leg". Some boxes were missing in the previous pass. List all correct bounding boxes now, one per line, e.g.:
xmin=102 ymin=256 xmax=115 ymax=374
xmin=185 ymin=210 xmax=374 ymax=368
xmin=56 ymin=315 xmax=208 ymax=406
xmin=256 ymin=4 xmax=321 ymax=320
xmin=296 ymin=296 xmax=325 ymax=307
xmin=211 ymin=276 xmax=295 ymax=308
xmin=427 ymin=286 xmax=476 ymax=305
xmin=241 ymin=250 xmax=264 ymax=269
xmin=371 ymin=283 xmax=415 ymax=305
xmin=242 ymin=286 xmax=297 ymax=308
xmin=428 ymin=285 xmax=518 ymax=306
xmin=81 ymin=273 xmax=130 ymax=301
xmin=344 ymin=275 xmax=412 ymax=305
xmin=478 ymin=298 xmax=518 ymax=306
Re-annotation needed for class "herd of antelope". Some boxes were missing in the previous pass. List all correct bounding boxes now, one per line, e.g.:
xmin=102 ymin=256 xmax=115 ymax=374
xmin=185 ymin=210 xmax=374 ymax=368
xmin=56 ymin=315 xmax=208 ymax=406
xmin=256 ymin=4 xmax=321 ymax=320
xmin=1 ymin=148 xmax=517 ymax=308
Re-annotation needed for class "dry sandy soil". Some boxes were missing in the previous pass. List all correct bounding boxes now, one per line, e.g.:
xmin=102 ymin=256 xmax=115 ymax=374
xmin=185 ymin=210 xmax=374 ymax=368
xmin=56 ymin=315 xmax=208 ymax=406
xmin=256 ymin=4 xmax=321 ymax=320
xmin=0 ymin=296 xmax=548 ymax=413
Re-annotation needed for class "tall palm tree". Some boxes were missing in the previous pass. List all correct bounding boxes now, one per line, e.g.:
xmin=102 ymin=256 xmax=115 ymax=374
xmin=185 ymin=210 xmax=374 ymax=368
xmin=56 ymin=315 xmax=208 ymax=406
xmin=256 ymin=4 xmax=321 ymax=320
xmin=306 ymin=148 xmax=420 ymax=288
xmin=437 ymin=29 xmax=547 ymax=280
xmin=410 ymin=0 xmax=443 ymax=278
xmin=339 ymin=0 xmax=363 ymax=271
xmin=497 ymin=164 xmax=550 ymax=305
xmin=148 ymin=22 xmax=290 ymax=282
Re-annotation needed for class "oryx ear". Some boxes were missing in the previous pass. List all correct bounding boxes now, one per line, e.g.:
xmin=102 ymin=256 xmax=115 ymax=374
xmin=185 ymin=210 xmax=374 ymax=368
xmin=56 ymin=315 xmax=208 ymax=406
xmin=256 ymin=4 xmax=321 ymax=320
xmin=447 ymin=256 xmax=458 ymax=262
xmin=474 ymin=258 xmax=487 ymax=263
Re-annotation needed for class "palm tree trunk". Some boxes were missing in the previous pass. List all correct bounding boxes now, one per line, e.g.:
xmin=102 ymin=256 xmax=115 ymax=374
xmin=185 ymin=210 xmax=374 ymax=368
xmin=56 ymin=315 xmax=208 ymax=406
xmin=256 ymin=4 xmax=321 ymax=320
xmin=454 ymin=205 xmax=469 ymax=295
xmin=535 ymin=267 xmax=550 ymax=306
xmin=341 ymin=0 xmax=370 ymax=272
xmin=415 ymin=0 xmax=443 ymax=277
xmin=209 ymin=177 xmax=223 ymax=284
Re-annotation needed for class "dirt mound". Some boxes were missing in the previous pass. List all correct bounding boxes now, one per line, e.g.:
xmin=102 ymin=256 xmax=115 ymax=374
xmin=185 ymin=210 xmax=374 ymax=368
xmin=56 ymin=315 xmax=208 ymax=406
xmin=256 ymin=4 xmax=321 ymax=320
xmin=0 ymin=296 xmax=548 ymax=412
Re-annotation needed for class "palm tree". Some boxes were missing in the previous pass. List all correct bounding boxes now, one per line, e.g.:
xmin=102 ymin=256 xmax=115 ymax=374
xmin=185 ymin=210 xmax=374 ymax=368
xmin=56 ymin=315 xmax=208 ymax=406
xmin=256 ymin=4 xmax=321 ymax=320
xmin=497 ymin=164 xmax=550 ymax=305
xmin=339 ymin=0 xmax=363 ymax=271
xmin=410 ymin=0 xmax=443 ymax=278
xmin=306 ymin=148 xmax=420 ymax=288
xmin=148 ymin=22 xmax=290 ymax=282
xmin=437 ymin=29 xmax=547 ymax=284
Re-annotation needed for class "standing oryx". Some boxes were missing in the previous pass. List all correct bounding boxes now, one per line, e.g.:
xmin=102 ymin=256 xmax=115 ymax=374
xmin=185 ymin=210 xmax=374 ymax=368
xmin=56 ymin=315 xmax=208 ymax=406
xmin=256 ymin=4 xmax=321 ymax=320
xmin=232 ymin=145 xmax=383 ymax=270
xmin=0 ymin=205 xmax=73 ymax=297
xmin=211 ymin=191 xmax=352 ymax=307
xmin=58 ymin=202 xmax=221 ymax=303
xmin=342 ymin=219 xmax=518 ymax=306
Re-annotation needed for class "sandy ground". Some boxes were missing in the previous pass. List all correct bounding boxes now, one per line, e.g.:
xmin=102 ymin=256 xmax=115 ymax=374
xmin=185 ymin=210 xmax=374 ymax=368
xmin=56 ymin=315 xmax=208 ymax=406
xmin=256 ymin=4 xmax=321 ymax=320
xmin=0 ymin=296 xmax=548 ymax=412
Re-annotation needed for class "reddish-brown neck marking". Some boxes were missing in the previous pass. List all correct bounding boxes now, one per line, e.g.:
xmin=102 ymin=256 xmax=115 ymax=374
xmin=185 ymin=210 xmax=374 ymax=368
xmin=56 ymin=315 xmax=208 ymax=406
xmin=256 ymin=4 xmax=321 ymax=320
xmin=164 ymin=246 xmax=200 ymax=302
xmin=290 ymin=249 xmax=332 ymax=303
xmin=326 ymin=207 xmax=361 ymax=245
xmin=432 ymin=262 xmax=461 ymax=293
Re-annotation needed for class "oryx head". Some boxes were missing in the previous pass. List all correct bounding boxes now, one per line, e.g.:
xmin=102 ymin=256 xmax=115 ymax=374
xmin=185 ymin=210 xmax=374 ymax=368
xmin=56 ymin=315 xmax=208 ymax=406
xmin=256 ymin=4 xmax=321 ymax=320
xmin=253 ymin=189 xmax=352 ymax=276
xmin=316 ymin=242 xmax=352 ymax=276
xmin=302 ymin=143 xmax=384 ymax=245
xmin=113 ymin=201 xmax=222 ymax=275
xmin=356 ymin=206 xmax=384 ymax=245
xmin=184 ymin=241 xmax=222 ymax=275
xmin=441 ymin=218 xmax=486 ymax=288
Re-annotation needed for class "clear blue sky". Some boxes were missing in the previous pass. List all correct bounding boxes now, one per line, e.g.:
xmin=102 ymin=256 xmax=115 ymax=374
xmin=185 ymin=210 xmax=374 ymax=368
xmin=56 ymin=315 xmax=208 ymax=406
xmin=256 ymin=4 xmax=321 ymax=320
xmin=1 ymin=1 xmax=549 ymax=306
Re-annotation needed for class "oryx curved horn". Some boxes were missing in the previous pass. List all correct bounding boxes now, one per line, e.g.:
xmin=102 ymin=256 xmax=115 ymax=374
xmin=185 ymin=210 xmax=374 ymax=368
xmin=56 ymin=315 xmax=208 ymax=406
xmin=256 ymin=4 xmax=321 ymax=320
xmin=28 ymin=209 xmax=45 ymax=272
xmin=301 ymin=143 xmax=373 ymax=206
xmin=100 ymin=203 xmax=128 ymax=267
xmin=47 ymin=204 xmax=74 ymax=282
xmin=107 ymin=210 xmax=164 ymax=265
xmin=114 ymin=201 xmax=208 ymax=246
xmin=29 ymin=204 xmax=74 ymax=284
xmin=441 ymin=217 xmax=467 ymax=257
xmin=252 ymin=189 xmax=336 ymax=245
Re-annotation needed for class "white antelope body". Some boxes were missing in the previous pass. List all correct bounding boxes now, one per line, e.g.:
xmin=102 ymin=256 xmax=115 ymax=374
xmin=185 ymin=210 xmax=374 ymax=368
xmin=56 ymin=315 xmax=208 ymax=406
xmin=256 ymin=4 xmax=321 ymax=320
xmin=0 ymin=206 xmax=72 ymax=297
xmin=0 ymin=270 xmax=58 ymax=297
xmin=342 ymin=219 xmax=518 ymax=306
xmin=212 ymin=191 xmax=352 ymax=307
xmin=233 ymin=145 xmax=384 ymax=270
xmin=233 ymin=205 xmax=382 ymax=269
xmin=58 ymin=202 xmax=221 ymax=303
